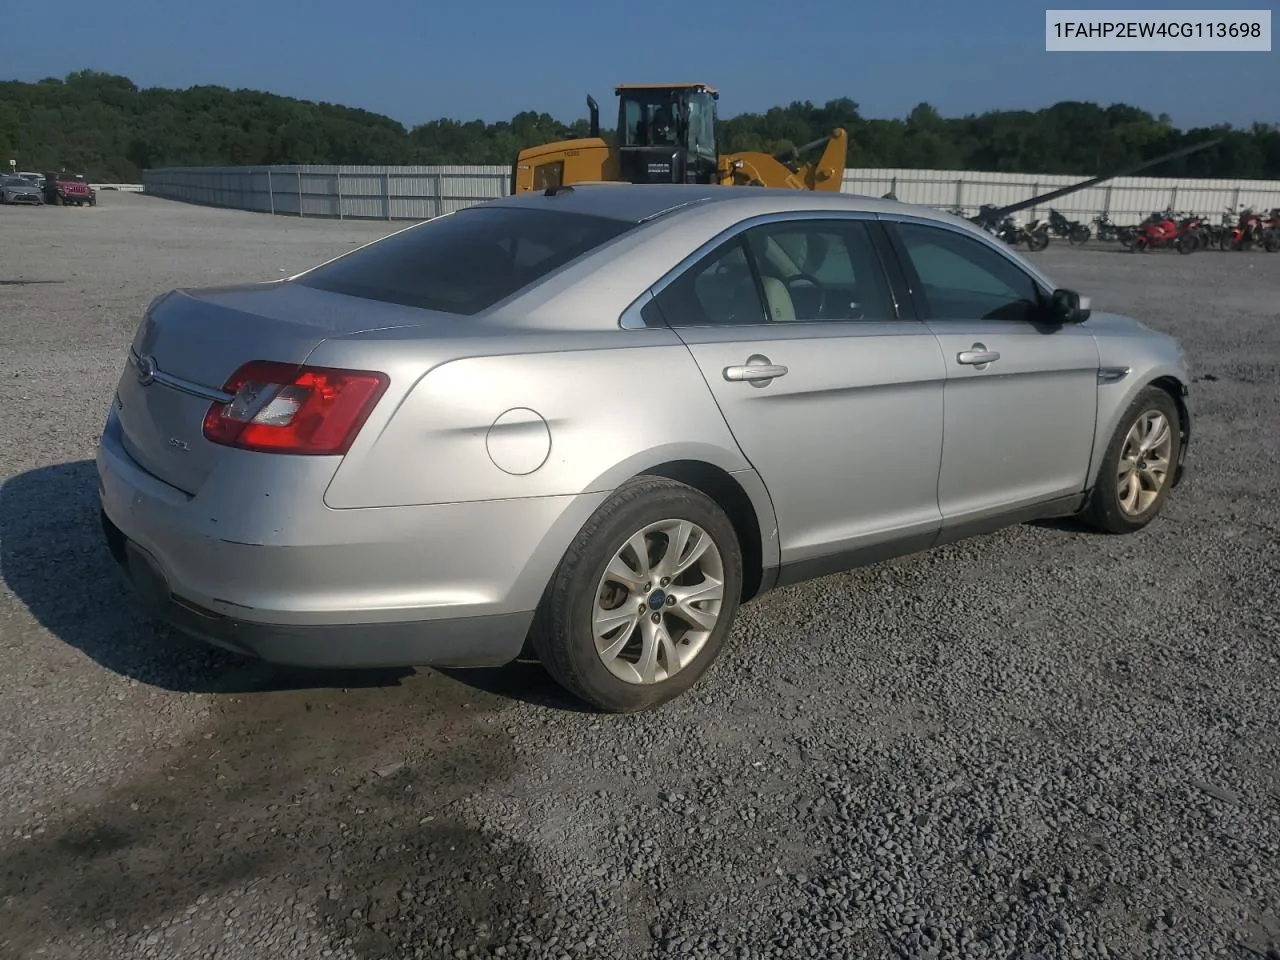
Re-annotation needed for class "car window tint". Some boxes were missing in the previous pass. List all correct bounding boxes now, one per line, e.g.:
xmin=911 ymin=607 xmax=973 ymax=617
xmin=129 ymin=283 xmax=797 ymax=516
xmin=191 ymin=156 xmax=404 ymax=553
xmin=744 ymin=220 xmax=895 ymax=322
xmin=895 ymin=222 xmax=1043 ymax=322
xmin=295 ymin=207 xmax=634 ymax=316
xmin=654 ymin=239 xmax=766 ymax=326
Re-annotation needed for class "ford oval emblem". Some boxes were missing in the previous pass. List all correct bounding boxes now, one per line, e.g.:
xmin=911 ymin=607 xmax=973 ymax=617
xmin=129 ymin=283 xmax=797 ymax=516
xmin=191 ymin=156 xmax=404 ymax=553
xmin=136 ymin=355 xmax=158 ymax=386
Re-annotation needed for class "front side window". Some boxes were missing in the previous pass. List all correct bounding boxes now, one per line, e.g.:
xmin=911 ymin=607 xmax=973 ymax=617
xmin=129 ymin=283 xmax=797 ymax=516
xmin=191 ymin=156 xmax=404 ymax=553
xmin=893 ymin=222 xmax=1044 ymax=322
xmin=686 ymin=94 xmax=717 ymax=159
xmin=621 ymin=98 xmax=643 ymax=146
xmin=743 ymin=220 xmax=896 ymax=322
xmin=295 ymin=206 xmax=633 ymax=315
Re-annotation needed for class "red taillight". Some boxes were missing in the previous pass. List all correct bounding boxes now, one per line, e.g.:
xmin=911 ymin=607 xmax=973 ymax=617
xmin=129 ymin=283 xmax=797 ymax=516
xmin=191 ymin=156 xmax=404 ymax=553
xmin=202 ymin=360 xmax=389 ymax=455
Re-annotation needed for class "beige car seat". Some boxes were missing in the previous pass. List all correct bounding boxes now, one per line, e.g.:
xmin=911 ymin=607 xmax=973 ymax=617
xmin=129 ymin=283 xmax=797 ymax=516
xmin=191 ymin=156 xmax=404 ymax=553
xmin=760 ymin=276 xmax=797 ymax=321
xmin=757 ymin=235 xmax=803 ymax=321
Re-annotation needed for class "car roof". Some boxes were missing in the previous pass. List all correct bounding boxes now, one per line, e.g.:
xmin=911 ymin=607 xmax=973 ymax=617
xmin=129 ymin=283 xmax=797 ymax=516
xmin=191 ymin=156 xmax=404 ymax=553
xmin=484 ymin=182 xmax=960 ymax=229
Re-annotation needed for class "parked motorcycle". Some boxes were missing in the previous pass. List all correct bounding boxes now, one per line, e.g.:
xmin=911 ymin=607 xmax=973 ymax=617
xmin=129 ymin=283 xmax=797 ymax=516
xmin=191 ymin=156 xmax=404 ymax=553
xmin=1262 ymin=208 xmax=1280 ymax=252
xmin=1119 ymin=211 xmax=1168 ymax=250
xmin=1091 ymin=213 xmax=1121 ymax=242
xmin=1218 ymin=206 xmax=1266 ymax=251
xmin=1199 ymin=209 xmax=1234 ymax=250
xmin=1179 ymin=213 xmax=1211 ymax=250
xmin=1131 ymin=211 xmax=1199 ymax=254
xmin=992 ymin=215 xmax=1050 ymax=251
xmin=1047 ymin=208 xmax=1091 ymax=244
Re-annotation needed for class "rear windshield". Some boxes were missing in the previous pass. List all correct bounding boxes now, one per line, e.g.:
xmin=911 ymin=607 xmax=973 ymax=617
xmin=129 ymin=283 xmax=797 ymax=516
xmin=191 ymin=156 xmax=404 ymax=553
xmin=294 ymin=206 xmax=635 ymax=315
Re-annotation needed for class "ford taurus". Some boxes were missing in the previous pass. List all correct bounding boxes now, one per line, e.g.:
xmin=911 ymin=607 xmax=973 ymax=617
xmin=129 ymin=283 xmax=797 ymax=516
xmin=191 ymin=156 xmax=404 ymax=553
xmin=97 ymin=184 xmax=1192 ymax=712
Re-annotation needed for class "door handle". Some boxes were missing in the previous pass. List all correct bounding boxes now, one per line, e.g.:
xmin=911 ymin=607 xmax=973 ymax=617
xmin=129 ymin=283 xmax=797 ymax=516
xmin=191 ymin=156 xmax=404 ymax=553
xmin=957 ymin=343 xmax=1000 ymax=367
xmin=723 ymin=355 xmax=789 ymax=384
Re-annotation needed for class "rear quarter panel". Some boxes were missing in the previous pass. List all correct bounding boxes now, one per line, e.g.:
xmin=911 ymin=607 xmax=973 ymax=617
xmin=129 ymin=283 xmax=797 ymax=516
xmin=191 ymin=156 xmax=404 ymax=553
xmin=311 ymin=326 xmax=759 ymax=509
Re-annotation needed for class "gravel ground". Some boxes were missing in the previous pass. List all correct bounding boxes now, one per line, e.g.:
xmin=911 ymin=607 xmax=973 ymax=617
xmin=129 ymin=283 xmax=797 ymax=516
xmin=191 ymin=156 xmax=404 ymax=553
xmin=1 ymin=192 xmax=1278 ymax=960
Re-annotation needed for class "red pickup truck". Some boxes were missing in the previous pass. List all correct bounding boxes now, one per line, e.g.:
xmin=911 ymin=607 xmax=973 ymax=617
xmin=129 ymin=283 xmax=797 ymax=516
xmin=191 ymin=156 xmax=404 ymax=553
xmin=43 ymin=171 xmax=96 ymax=206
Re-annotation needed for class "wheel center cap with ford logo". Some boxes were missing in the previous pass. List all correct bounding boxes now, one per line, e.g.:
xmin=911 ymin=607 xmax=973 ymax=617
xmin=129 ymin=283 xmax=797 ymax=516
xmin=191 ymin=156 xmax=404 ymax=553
xmin=647 ymin=590 xmax=667 ymax=611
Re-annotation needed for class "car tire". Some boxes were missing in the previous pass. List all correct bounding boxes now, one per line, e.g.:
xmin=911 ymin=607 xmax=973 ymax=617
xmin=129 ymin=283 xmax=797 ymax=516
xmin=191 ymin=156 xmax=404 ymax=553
xmin=529 ymin=475 xmax=744 ymax=713
xmin=1080 ymin=386 xmax=1181 ymax=535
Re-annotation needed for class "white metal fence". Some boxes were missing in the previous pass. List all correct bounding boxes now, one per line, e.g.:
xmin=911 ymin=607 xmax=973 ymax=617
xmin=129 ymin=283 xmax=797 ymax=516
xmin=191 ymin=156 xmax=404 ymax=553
xmin=848 ymin=168 xmax=1280 ymax=224
xmin=143 ymin=165 xmax=509 ymax=221
xmin=142 ymin=164 xmax=1280 ymax=226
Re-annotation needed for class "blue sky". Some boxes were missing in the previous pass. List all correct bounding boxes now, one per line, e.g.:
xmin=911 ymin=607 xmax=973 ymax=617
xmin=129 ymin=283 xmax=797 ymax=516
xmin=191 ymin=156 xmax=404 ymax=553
xmin=1 ymin=0 xmax=1273 ymax=130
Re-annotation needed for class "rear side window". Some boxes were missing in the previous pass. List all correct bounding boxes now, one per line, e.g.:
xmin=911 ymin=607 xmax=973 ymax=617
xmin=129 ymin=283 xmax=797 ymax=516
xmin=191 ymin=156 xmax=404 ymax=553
xmin=295 ymin=206 xmax=634 ymax=315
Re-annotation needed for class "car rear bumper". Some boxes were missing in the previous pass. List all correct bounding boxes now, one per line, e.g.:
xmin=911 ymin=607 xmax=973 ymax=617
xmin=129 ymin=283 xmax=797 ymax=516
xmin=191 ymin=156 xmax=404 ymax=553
xmin=100 ymin=509 xmax=535 ymax=668
xmin=96 ymin=410 xmax=604 ymax=669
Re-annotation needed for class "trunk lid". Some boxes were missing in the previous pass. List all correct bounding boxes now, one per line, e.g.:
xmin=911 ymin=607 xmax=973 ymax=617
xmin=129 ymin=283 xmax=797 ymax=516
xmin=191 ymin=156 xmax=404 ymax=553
xmin=113 ymin=281 xmax=429 ymax=496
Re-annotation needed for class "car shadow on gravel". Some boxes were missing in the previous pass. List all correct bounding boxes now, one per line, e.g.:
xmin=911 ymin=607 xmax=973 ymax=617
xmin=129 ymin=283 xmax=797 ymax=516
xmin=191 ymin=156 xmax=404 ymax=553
xmin=1027 ymin=516 xmax=1095 ymax=534
xmin=0 ymin=460 xmax=413 ymax=695
xmin=0 ymin=662 xmax=558 ymax=960
xmin=438 ymin=662 xmax=598 ymax=713
xmin=1 ymin=460 xmax=594 ymax=712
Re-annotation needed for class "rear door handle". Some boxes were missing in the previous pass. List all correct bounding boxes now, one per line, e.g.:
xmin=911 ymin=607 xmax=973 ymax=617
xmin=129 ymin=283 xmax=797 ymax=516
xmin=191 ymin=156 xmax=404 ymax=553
xmin=957 ymin=343 xmax=1000 ymax=367
xmin=723 ymin=357 xmax=789 ymax=383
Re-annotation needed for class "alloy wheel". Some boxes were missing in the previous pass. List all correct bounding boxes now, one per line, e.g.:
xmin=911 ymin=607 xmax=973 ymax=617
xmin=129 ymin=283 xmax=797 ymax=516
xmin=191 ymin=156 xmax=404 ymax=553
xmin=591 ymin=519 xmax=726 ymax=685
xmin=1117 ymin=410 xmax=1173 ymax=516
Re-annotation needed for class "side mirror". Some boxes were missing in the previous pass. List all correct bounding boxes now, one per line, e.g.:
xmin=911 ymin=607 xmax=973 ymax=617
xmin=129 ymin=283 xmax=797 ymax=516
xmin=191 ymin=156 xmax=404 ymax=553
xmin=1048 ymin=287 xmax=1091 ymax=324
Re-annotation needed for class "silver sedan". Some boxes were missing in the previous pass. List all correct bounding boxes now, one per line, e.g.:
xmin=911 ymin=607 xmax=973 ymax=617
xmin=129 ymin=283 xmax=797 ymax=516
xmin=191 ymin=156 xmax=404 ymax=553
xmin=96 ymin=184 xmax=1193 ymax=712
xmin=0 ymin=175 xmax=45 ymax=204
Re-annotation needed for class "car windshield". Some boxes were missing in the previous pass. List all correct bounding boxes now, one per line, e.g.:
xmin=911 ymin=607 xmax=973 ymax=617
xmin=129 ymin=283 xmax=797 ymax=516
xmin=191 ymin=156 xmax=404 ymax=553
xmin=294 ymin=206 xmax=635 ymax=315
xmin=1 ymin=176 xmax=29 ymax=186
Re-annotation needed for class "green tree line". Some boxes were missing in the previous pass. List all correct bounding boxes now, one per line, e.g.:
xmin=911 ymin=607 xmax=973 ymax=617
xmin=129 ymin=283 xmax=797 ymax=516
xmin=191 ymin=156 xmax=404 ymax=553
xmin=2 ymin=70 xmax=1278 ymax=182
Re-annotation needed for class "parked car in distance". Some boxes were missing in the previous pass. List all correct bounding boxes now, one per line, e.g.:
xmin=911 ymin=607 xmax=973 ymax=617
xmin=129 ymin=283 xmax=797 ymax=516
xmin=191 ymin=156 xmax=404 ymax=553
xmin=17 ymin=171 xmax=46 ymax=190
xmin=0 ymin=174 xmax=45 ymax=205
xmin=43 ymin=171 xmax=95 ymax=206
xmin=97 ymin=184 xmax=1193 ymax=713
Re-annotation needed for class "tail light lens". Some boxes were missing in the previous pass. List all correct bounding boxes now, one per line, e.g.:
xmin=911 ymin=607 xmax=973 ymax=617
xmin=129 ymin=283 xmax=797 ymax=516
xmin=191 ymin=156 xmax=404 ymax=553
xmin=203 ymin=361 xmax=389 ymax=455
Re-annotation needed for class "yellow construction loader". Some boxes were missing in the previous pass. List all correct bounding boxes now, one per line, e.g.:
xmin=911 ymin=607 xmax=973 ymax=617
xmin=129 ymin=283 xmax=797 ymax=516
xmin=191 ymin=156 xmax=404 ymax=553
xmin=510 ymin=83 xmax=847 ymax=194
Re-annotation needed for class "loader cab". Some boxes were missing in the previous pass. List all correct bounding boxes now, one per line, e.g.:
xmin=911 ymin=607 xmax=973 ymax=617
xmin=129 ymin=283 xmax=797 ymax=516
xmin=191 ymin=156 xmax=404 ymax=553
xmin=615 ymin=83 xmax=719 ymax=185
